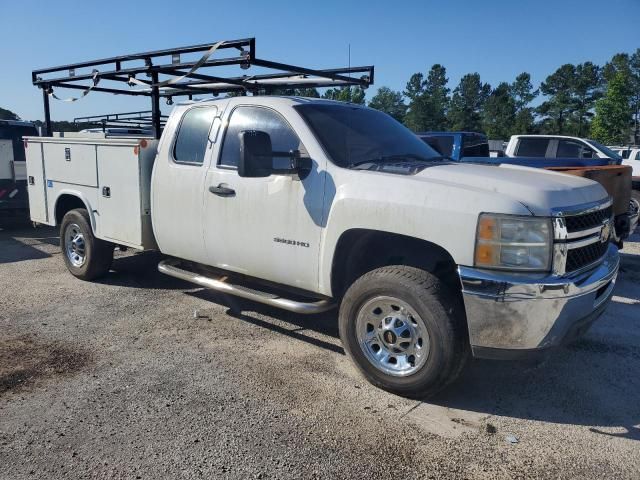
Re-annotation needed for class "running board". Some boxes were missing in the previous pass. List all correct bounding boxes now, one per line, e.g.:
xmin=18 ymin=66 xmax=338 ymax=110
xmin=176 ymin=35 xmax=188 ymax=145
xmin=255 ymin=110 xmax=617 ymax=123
xmin=157 ymin=259 xmax=335 ymax=314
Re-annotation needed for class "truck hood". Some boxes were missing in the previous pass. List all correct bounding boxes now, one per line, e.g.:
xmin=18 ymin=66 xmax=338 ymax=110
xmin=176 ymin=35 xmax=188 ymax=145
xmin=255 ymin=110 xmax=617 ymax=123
xmin=417 ymin=163 xmax=608 ymax=215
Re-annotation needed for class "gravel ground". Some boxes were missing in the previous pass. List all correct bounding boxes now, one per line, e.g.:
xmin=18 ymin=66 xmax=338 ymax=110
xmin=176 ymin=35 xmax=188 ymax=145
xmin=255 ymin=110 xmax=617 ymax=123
xmin=0 ymin=224 xmax=639 ymax=479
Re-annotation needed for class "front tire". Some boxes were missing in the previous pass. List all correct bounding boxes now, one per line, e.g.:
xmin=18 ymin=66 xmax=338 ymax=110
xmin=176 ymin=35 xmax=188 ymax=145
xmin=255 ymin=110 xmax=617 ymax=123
xmin=339 ymin=266 xmax=469 ymax=398
xmin=60 ymin=208 xmax=114 ymax=280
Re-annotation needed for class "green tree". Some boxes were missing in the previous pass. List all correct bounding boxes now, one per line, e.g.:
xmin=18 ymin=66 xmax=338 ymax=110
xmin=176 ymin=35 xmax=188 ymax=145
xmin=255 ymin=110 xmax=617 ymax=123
xmin=403 ymin=73 xmax=426 ymax=130
xmin=322 ymin=86 xmax=365 ymax=104
xmin=403 ymin=65 xmax=450 ymax=131
xmin=510 ymin=72 xmax=538 ymax=134
xmin=447 ymin=73 xmax=490 ymax=131
xmin=482 ymin=82 xmax=516 ymax=139
xmin=422 ymin=65 xmax=450 ymax=130
xmin=0 ymin=107 xmax=20 ymax=121
xmin=537 ymin=64 xmax=576 ymax=134
xmin=572 ymin=62 xmax=602 ymax=136
xmin=591 ymin=70 xmax=633 ymax=144
xmin=368 ymin=87 xmax=407 ymax=123
xmin=629 ymin=49 xmax=640 ymax=143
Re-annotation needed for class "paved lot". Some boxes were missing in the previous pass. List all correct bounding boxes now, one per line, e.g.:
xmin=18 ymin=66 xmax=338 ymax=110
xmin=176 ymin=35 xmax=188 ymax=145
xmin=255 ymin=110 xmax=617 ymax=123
xmin=1 ymin=224 xmax=639 ymax=479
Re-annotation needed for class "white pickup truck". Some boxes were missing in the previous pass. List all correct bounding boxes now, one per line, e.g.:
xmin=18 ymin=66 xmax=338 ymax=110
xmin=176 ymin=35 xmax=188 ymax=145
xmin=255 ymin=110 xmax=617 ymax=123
xmin=25 ymin=97 xmax=620 ymax=397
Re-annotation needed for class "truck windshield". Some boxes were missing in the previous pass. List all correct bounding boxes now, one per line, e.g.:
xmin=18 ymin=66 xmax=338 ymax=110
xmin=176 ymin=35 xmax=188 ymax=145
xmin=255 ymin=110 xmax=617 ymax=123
xmin=586 ymin=139 xmax=622 ymax=161
xmin=295 ymin=104 xmax=442 ymax=168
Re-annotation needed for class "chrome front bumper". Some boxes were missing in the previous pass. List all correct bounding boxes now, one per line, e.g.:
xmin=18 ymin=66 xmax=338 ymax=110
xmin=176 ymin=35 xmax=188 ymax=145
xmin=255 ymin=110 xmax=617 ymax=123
xmin=459 ymin=243 xmax=619 ymax=359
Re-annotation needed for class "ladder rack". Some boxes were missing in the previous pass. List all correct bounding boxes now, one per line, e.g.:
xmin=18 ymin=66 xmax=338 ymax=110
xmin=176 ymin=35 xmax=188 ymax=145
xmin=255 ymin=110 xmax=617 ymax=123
xmin=32 ymin=37 xmax=374 ymax=139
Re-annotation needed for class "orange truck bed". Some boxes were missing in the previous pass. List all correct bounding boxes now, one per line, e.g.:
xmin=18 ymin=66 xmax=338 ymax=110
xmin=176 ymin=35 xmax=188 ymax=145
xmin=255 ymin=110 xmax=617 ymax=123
xmin=546 ymin=165 xmax=632 ymax=216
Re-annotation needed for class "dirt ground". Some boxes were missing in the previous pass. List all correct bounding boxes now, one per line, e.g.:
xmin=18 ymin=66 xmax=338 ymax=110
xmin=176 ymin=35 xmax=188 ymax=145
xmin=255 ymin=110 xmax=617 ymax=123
xmin=1 ymin=224 xmax=639 ymax=479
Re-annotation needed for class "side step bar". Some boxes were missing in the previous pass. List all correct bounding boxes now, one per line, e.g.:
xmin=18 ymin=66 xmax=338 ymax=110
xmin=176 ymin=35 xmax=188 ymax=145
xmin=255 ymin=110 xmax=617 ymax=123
xmin=158 ymin=259 xmax=335 ymax=314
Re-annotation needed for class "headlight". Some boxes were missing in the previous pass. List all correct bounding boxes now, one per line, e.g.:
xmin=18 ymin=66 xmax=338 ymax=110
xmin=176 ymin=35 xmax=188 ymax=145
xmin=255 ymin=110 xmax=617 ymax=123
xmin=474 ymin=214 xmax=552 ymax=271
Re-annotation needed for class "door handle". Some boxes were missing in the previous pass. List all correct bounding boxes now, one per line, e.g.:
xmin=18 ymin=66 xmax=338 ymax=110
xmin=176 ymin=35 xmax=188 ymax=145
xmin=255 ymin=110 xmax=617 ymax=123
xmin=209 ymin=184 xmax=236 ymax=197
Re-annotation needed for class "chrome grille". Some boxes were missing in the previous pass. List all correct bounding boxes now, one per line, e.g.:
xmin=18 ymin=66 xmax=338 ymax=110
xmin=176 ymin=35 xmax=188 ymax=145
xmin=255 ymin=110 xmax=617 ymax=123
xmin=565 ymin=241 xmax=609 ymax=272
xmin=553 ymin=201 xmax=612 ymax=275
xmin=564 ymin=206 xmax=612 ymax=233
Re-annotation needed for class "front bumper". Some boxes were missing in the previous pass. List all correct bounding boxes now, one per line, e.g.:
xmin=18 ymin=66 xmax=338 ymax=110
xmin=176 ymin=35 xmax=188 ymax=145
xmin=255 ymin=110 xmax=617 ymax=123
xmin=459 ymin=243 xmax=619 ymax=359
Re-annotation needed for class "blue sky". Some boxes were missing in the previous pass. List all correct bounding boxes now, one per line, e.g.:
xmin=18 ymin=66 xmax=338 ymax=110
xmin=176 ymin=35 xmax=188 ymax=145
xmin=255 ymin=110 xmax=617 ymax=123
xmin=1 ymin=0 xmax=638 ymax=122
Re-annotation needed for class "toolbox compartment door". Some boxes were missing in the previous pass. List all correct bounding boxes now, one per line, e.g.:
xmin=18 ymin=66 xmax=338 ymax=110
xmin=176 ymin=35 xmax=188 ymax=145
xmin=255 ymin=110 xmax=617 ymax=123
xmin=96 ymin=145 xmax=143 ymax=247
xmin=25 ymin=141 xmax=48 ymax=223
xmin=44 ymin=143 xmax=98 ymax=187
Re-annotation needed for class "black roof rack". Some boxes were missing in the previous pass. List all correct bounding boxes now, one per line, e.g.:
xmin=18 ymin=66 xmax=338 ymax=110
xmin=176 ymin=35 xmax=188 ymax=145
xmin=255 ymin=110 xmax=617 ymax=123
xmin=32 ymin=37 xmax=374 ymax=139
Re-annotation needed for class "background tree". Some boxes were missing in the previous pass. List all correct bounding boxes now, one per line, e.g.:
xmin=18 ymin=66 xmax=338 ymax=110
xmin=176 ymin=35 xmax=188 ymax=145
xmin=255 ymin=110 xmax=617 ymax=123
xmin=368 ymin=87 xmax=407 ymax=123
xmin=629 ymin=49 xmax=640 ymax=144
xmin=403 ymin=73 xmax=427 ymax=130
xmin=447 ymin=73 xmax=490 ymax=131
xmin=403 ymin=65 xmax=450 ymax=131
xmin=322 ymin=86 xmax=365 ymax=104
xmin=537 ymin=64 xmax=576 ymax=134
xmin=421 ymin=64 xmax=450 ymax=131
xmin=482 ymin=82 xmax=516 ymax=139
xmin=0 ymin=107 xmax=20 ymax=121
xmin=591 ymin=57 xmax=633 ymax=144
xmin=510 ymin=72 xmax=538 ymax=134
xmin=572 ymin=62 xmax=602 ymax=136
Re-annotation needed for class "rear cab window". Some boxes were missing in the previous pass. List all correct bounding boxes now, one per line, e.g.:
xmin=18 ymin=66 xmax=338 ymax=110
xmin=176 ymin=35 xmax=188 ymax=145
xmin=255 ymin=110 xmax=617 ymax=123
xmin=515 ymin=137 xmax=549 ymax=157
xmin=173 ymin=107 xmax=217 ymax=165
xmin=462 ymin=134 xmax=489 ymax=157
xmin=420 ymin=135 xmax=454 ymax=157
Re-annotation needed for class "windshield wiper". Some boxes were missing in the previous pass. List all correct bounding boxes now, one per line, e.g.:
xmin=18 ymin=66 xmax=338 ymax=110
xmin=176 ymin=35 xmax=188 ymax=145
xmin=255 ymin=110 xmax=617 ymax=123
xmin=349 ymin=154 xmax=449 ymax=168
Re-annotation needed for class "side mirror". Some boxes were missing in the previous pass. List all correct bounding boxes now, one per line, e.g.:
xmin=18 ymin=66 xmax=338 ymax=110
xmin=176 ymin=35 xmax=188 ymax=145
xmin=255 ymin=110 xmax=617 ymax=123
xmin=238 ymin=130 xmax=311 ymax=178
xmin=239 ymin=130 xmax=273 ymax=178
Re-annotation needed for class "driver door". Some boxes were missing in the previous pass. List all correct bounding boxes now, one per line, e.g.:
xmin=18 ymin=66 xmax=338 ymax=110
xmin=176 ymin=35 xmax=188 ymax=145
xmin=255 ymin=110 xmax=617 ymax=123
xmin=203 ymin=104 xmax=325 ymax=292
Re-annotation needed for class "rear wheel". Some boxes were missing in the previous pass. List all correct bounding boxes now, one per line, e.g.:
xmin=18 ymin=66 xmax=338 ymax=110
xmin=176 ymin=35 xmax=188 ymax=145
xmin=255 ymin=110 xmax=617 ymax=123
xmin=60 ymin=208 xmax=113 ymax=280
xmin=339 ymin=266 xmax=469 ymax=398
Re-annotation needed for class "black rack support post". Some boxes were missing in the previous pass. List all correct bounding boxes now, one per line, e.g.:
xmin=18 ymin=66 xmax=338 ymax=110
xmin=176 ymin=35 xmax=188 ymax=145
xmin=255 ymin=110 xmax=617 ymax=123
xmin=42 ymin=87 xmax=51 ymax=137
xmin=150 ymin=71 xmax=161 ymax=139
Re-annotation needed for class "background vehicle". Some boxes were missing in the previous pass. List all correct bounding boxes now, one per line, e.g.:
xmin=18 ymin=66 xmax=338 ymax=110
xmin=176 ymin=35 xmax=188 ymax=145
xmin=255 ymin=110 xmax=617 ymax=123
xmin=419 ymin=131 xmax=612 ymax=167
xmin=0 ymin=120 xmax=38 ymax=224
xmin=419 ymin=132 xmax=637 ymax=242
xmin=505 ymin=135 xmax=623 ymax=163
xmin=25 ymin=39 xmax=620 ymax=397
xmin=609 ymin=146 xmax=640 ymax=204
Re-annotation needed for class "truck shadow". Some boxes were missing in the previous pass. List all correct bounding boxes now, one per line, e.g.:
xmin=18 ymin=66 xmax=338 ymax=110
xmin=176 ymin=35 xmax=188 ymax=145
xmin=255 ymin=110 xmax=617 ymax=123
xmin=100 ymin=251 xmax=195 ymax=290
xmin=0 ymin=225 xmax=58 ymax=264
xmin=186 ymin=288 xmax=343 ymax=355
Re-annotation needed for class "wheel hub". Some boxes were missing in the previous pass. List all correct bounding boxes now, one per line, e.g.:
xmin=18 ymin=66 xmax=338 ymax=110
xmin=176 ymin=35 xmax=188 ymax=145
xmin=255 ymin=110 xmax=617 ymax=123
xmin=65 ymin=223 xmax=86 ymax=268
xmin=356 ymin=296 xmax=430 ymax=377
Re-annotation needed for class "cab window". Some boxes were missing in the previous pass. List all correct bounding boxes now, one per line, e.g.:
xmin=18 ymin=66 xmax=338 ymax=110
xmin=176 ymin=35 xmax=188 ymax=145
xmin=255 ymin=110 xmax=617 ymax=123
xmin=219 ymin=106 xmax=302 ymax=168
xmin=173 ymin=107 xmax=217 ymax=165
xmin=516 ymin=137 xmax=549 ymax=157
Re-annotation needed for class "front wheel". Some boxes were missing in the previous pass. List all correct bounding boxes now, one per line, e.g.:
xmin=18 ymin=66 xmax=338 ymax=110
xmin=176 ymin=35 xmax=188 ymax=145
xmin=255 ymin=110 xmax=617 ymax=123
xmin=60 ymin=208 xmax=114 ymax=280
xmin=339 ymin=266 xmax=469 ymax=398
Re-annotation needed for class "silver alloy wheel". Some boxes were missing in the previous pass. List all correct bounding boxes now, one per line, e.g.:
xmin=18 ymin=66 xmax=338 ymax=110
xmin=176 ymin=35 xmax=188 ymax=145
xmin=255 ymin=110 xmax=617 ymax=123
xmin=65 ymin=223 xmax=86 ymax=268
xmin=355 ymin=296 xmax=430 ymax=377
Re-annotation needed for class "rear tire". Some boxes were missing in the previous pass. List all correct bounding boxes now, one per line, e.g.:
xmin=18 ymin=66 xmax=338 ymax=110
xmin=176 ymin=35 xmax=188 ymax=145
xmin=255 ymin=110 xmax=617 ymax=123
xmin=339 ymin=266 xmax=469 ymax=398
xmin=60 ymin=208 xmax=113 ymax=280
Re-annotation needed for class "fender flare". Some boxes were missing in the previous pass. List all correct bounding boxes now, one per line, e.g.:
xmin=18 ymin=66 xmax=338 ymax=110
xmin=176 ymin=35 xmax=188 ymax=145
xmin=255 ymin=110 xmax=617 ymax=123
xmin=53 ymin=189 xmax=98 ymax=233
